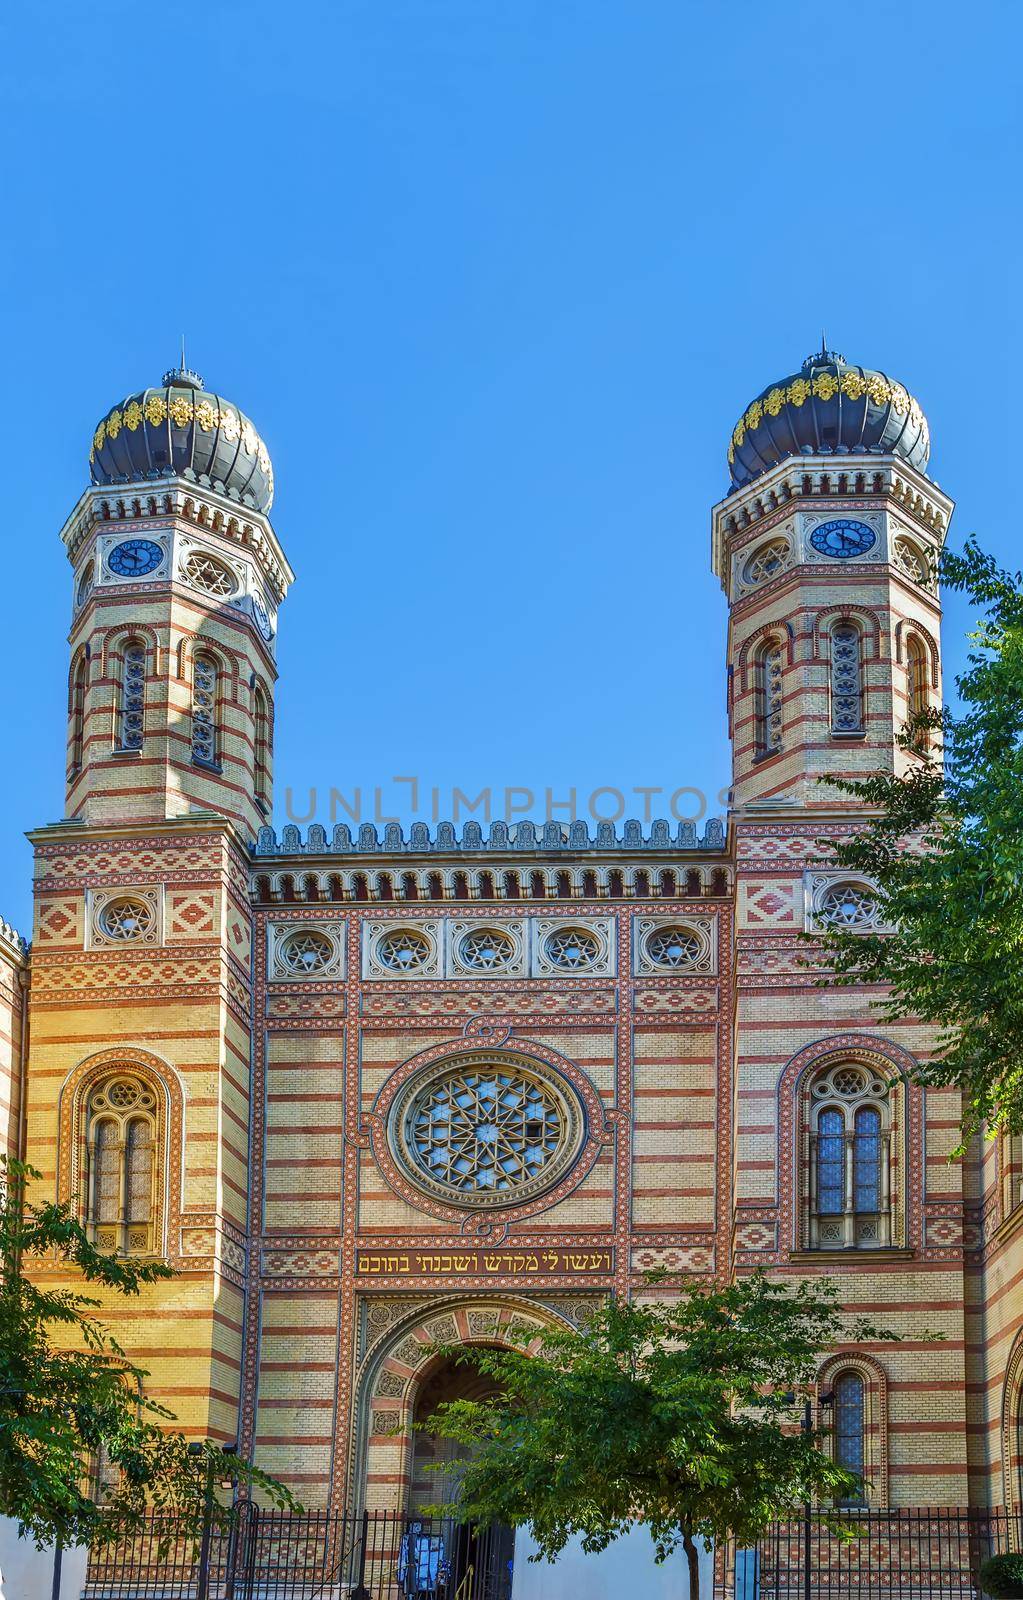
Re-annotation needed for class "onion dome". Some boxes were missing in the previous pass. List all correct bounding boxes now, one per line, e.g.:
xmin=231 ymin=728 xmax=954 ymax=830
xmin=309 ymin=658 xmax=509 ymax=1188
xmin=727 ymin=346 xmax=930 ymax=490
xmin=89 ymin=368 xmax=273 ymax=513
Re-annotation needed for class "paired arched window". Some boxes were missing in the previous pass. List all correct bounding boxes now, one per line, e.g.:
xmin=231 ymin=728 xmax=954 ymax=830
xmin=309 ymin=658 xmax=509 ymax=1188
xmin=116 ymin=639 xmax=147 ymax=752
xmin=754 ymin=638 xmax=784 ymax=759
xmin=807 ymin=1061 xmax=893 ymax=1249
xmin=83 ymin=1074 xmax=161 ymax=1255
xmin=830 ymin=623 xmax=864 ymax=735
xmin=905 ymin=635 xmax=929 ymax=751
xmin=191 ymin=651 xmax=219 ymax=767
xmin=69 ymin=654 xmax=88 ymax=775
xmin=253 ymin=682 xmax=271 ymax=807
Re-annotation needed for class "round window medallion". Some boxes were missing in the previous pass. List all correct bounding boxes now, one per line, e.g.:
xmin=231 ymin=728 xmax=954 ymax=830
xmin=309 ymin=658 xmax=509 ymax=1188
xmin=644 ymin=924 xmax=704 ymax=969
xmin=458 ymin=927 xmax=515 ymax=971
xmin=279 ymin=929 xmax=335 ymax=974
xmin=743 ymin=538 xmax=791 ymax=586
xmin=98 ymin=896 xmax=155 ymax=941
xmin=389 ymin=1051 xmax=584 ymax=1208
xmin=183 ymin=551 xmax=238 ymax=597
xmin=818 ymin=882 xmax=879 ymax=929
xmin=376 ymin=928 xmax=433 ymax=973
xmin=544 ymin=927 xmax=600 ymax=971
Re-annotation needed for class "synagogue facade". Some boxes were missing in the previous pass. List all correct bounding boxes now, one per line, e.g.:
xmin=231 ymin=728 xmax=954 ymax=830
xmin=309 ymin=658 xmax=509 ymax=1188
xmin=2 ymin=348 xmax=1021 ymax=1519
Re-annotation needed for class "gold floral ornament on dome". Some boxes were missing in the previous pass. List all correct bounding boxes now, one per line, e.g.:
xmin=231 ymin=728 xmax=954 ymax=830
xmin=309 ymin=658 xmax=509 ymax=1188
xmin=764 ymin=385 xmax=786 ymax=417
xmin=866 ymin=374 xmax=891 ymax=407
xmin=168 ymin=395 xmax=192 ymax=428
xmin=889 ymin=383 xmax=909 ymax=415
xmin=745 ymin=399 xmax=763 ymax=430
xmin=194 ymin=400 xmax=218 ymax=432
xmin=787 ymin=377 xmax=810 ymax=407
xmin=840 ymin=371 xmax=865 ymax=401
xmin=93 ymin=421 xmax=106 ymax=452
xmin=241 ymin=423 xmax=258 ymax=454
xmin=106 ymin=408 xmax=123 ymax=439
xmin=219 ymin=408 xmax=240 ymax=441
xmin=812 ymin=372 xmax=838 ymax=401
xmin=732 ymin=418 xmax=746 ymax=449
xmin=144 ymin=394 xmax=167 ymax=426
xmin=123 ymin=400 xmax=143 ymax=432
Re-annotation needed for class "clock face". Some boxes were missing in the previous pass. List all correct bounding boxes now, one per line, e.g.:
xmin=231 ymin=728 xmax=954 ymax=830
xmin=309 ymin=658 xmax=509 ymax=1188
xmin=108 ymin=538 xmax=164 ymax=578
xmin=251 ymin=594 xmax=274 ymax=640
xmin=809 ymin=519 xmax=877 ymax=559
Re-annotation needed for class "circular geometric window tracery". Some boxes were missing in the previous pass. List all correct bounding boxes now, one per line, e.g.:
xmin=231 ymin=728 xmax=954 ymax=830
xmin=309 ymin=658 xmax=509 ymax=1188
xmin=458 ymin=928 xmax=515 ymax=971
xmin=644 ymin=924 xmax=704 ymax=970
xmin=98 ymin=896 xmax=156 ymax=942
xmin=818 ymin=882 xmax=880 ymax=930
xmin=743 ymin=537 xmax=792 ymax=587
xmin=389 ymin=1051 xmax=583 ymax=1209
xmin=543 ymin=927 xmax=600 ymax=971
xmin=377 ymin=929 xmax=433 ymax=973
xmin=279 ymin=929 xmax=335 ymax=975
xmin=182 ymin=551 xmax=238 ymax=597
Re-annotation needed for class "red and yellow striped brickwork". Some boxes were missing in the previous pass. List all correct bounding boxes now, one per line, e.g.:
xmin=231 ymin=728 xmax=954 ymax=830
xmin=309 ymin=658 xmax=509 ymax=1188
xmin=6 ymin=391 xmax=1022 ymax=1528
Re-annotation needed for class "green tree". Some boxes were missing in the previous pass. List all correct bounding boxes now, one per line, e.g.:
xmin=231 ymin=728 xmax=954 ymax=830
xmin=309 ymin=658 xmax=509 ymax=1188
xmin=0 ymin=1156 xmax=297 ymax=1549
xmin=421 ymin=1273 xmax=896 ymax=1600
xmin=812 ymin=538 xmax=1023 ymax=1142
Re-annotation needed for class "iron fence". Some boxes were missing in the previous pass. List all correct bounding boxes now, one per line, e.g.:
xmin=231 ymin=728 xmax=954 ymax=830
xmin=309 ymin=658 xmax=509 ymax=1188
xmin=743 ymin=1507 xmax=1023 ymax=1600
xmin=84 ymin=1507 xmax=514 ymax=1600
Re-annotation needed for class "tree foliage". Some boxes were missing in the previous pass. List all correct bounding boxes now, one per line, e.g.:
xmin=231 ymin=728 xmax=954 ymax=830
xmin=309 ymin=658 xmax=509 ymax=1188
xmin=421 ymin=1273 xmax=897 ymax=1600
xmin=0 ymin=1157 xmax=297 ymax=1548
xmin=811 ymin=538 xmax=1023 ymax=1142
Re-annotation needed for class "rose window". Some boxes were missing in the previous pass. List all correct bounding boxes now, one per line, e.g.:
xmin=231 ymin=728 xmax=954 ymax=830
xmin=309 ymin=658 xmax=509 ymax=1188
xmin=743 ymin=538 xmax=792 ymax=586
xmin=183 ymin=552 xmax=238 ymax=597
xmin=98 ymin=897 xmax=155 ymax=941
xmin=377 ymin=929 xmax=432 ymax=972
xmin=391 ymin=1053 xmax=582 ymax=1207
xmin=279 ymin=929 xmax=334 ymax=974
xmin=644 ymin=925 xmax=703 ymax=969
xmin=458 ymin=928 xmax=515 ymax=971
xmin=818 ymin=883 xmax=879 ymax=930
xmin=892 ymin=537 xmax=931 ymax=588
xmin=544 ymin=928 xmax=600 ymax=971
xmin=89 ymin=1076 xmax=157 ymax=1116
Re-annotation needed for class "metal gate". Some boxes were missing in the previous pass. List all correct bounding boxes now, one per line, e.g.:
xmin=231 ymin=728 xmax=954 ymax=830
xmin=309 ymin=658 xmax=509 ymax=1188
xmin=83 ymin=1507 xmax=514 ymax=1600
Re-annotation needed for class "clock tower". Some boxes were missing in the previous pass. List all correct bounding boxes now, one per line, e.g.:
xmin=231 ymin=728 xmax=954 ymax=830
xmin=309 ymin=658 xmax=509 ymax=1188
xmin=63 ymin=367 xmax=292 ymax=838
xmin=711 ymin=347 xmax=953 ymax=813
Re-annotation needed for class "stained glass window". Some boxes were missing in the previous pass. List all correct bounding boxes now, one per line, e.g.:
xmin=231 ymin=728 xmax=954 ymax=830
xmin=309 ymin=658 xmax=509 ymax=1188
xmin=84 ymin=1075 xmax=160 ymax=1255
xmin=755 ymin=641 xmax=784 ymax=757
xmin=830 ymin=624 xmax=863 ymax=734
xmin=118 ymin=641 xmax=146 ymax=751
xmin=817 ymin=1109 xmax=845 ymax=1215
xmin=834 ymin=1372 xmax=866 ymax=1495
xmin=191 ymin=653 xmax=219 ymax=765
xmin=853 ymin=1107 xmax=882 ymax=1213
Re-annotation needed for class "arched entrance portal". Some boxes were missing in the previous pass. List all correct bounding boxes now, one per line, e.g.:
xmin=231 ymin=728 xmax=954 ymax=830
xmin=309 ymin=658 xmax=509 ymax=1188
xmin=407 ymin=1351 xmax=515 ymax=1599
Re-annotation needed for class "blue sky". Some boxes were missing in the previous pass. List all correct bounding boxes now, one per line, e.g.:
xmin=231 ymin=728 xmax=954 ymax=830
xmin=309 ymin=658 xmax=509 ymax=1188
xmin=0 ymin=1 xmax=1018 ymax=932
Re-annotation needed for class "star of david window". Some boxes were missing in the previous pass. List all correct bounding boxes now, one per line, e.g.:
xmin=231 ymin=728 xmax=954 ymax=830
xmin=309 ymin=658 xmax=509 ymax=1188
xmin=818 ymin=882 xmax=880 ymax=930
xmin=743 ymin=538 xmax=791 ymax=587
xmin=377 ymin=929 xmax=433 ymax=972
xmin=644 ymin=924 xmax=703 ymax=970
xmin=390 ymin=1053 xmax=584 ymax=1208
xmin=279 ymin=929 xmax=335 ymax=974
xmin=458 ymin=928 xmax=515 ymax=971
xmin=183 ymin=551 xmax=238 ymax=597
xmin=98 ymin=896 xmax=156 ymax=942
xmin=543 ymin=927 xmax=600 ymax=971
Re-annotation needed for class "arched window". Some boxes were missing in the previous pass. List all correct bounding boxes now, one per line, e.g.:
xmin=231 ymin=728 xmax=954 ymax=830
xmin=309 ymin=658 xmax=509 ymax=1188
xmin=807 ymin=1061 xmax=893 ymax=1248
xmin=83 ymin=1074 xmax=160 ymax=1255
xmin=191 ymin=651 xmax=219 ymax=767
xmin=253 ymin=683 xmax=270 ymax=806
xmin=906 ymin=635 xmax=928 ymax=751
xmin=833 ymin=1371 xmax=866 ymax=1504
xmin=116 ymin=639 xmax=147 ymax=752
xmin=754 ymin=638 xmax=784 ymax=759
xmin=830 ymin=623 xmax=864 ymax=735
xmin=69 ymin=655 xmax=88 ymax=774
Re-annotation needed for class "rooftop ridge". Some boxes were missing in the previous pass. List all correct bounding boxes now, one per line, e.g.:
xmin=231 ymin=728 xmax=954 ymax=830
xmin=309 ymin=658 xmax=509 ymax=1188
xmin=253 ymin=817 xmax=727 ymax=858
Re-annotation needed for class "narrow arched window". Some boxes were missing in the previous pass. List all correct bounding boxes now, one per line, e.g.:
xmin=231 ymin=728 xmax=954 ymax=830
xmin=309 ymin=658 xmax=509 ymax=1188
xmin=906 ymin=635 xmax=928 ymax=751
xmin=830 ymin=623 xmax=864 ymax=735
xmin=754 ymin=639 xmax=784 ymax=758
xmin=83 ymin=1075 xmax=160 ymax=1255
xmin=253 ymin=683 xmax=270 ymax=806
xmin=116 ymin=639 xmax=147 ymax=752
xmin=808 ymin=1062 xmax=893 ymax=1248
xmin=69 ymin=655 xmax=88 ymax=774
xmin=833 ymin=1371 xmax=866 ymax=1502
xmin=191 ymin=651 xmax=219 ymax=767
